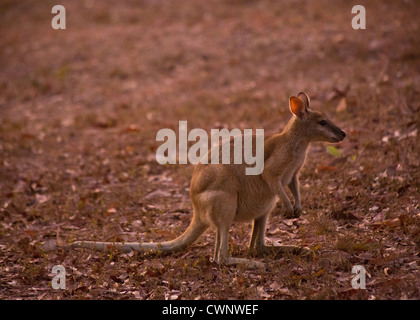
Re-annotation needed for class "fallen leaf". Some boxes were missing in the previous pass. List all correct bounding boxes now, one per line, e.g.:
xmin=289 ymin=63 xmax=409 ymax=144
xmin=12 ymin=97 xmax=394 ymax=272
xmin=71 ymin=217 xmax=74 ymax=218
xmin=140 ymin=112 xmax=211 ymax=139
xmin=56 ymin=226 xmax=64 ymax=246
xmin=23 ymin=230 xmax=37 ymax=238
xmin=235 ymin=276 xmax=246 ymax=287
xmin=144 ymin=189 xmax=171 ymax=200
xmin=35 ymin=194 xmax=49 ymax=204
xmin=106 ymin=207 xmax=117 ymax=216
xmin=313 ymin=268 xmax=326 ymax=278
xmin=326 ymin=146 xmax=341 ymax=157
xmin=336 ymin=97 xmax=347 ymax=112
xmin=20 ymin=133 xmax=36 ymax=140
xmin=142 ymin=262 xmax=166 ymax=277
xmin=72 ymin=285 xmax=89 ymax=294
xmin=316 ymin=165 xmax=337 ymax=172
xmin=110 ymin=274 xmax=124 ymax=284
xmin=105 ymin=224 xmax=127 ymax=242
xmin=269 ymin=281 xmax=282 ymax=291
xmin=41 ymin=240 xmax=57 ymax=252
xmin=257 ymin=285 xmax=271 ymax=298
xmin=95 ymin=116 xmax=117 ymax=128
xmin=122 ymin=124 xmax=140 ymax=133
xmin=330 ymin=210 xmax=360 ymax=221
xmin=407 ymin=261 xmax=418 ymax=270
xmin=165 ymin=290 xmax=181 ymax=300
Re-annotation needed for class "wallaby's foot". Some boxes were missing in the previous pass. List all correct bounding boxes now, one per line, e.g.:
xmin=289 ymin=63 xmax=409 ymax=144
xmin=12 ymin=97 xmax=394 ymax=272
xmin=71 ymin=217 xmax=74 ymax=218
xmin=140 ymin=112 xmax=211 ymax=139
xmin=253 ymin=244 xmax=310 ymax=257
xmin=214 ymin=256 xmax=266 ymax=270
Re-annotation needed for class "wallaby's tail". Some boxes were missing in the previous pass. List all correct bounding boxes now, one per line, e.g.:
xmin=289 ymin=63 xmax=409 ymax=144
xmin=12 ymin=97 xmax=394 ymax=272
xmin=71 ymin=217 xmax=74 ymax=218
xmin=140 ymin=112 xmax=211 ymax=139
xmin=66 ymin=214 xmax=208 ymax=254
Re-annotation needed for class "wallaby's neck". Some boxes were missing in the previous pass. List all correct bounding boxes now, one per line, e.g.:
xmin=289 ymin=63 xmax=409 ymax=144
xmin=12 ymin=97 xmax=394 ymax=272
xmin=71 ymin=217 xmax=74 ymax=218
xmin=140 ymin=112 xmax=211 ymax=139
xmin=282 ymin=116 xmax=311 ymax=148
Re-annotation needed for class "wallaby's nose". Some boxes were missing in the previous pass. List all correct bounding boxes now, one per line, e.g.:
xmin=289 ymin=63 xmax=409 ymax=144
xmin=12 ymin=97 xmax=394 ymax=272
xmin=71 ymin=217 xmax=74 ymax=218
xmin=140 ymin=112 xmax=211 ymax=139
xmin=341 ymin=130 xmax=346 ymax=138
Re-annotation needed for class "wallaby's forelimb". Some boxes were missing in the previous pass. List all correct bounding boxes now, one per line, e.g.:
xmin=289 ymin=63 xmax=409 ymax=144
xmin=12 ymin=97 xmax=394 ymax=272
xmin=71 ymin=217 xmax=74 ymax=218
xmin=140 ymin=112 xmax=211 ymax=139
xmin=288 ymin=174 xmax=301 ymax=211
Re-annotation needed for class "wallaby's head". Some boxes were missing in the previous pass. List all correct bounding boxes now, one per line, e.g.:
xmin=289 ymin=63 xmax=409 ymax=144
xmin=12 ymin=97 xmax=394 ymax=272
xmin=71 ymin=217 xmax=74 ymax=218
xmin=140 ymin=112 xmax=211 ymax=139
xmin=289 ymin=92 xmax=346 ymax=143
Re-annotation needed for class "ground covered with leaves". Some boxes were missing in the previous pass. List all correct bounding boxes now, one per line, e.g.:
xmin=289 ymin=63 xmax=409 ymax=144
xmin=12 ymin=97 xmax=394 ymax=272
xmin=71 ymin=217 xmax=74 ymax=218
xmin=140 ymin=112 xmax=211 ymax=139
xmin=0 ymin=0 xmax=419 ymax=300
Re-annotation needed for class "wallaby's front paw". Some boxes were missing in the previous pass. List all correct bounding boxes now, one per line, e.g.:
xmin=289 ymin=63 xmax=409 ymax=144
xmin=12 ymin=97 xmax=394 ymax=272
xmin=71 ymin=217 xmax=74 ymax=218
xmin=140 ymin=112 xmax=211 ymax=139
xmin=283 ymin=207 xmax=301 ymax=219
xmin=293 ymin=207 xmax=302 ymax=218
xmin=283 ymin=209 xmax=294 ymax=219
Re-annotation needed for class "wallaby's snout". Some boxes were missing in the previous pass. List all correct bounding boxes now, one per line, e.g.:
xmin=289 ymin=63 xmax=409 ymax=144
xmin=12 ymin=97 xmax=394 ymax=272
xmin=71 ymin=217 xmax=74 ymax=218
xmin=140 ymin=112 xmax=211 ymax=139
xmin=323 ymin=119 xmax=346 ymax=143
xmin=337 ymin=129 xmax=346 ymax=141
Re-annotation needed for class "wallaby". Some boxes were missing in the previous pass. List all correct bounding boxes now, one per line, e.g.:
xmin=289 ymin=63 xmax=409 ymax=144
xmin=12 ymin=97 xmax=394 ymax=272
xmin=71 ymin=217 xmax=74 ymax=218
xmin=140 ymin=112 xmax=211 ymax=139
xmin=66 ymin=92 xmax=346 ymax=269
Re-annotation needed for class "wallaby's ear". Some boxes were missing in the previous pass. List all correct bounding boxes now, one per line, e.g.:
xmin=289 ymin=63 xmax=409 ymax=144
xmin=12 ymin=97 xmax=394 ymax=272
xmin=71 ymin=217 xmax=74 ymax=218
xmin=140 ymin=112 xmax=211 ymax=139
xmin=297 ymin=92 xmax=310 ymax=109
xmin=289 ymin=96 xmax=307 ymax=119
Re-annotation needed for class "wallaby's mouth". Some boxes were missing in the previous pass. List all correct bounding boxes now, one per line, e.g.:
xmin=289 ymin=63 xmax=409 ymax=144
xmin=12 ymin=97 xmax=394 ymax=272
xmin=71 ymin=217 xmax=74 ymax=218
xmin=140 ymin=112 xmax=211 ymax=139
xmin=330 ymin=130 xmax=346 ymax=143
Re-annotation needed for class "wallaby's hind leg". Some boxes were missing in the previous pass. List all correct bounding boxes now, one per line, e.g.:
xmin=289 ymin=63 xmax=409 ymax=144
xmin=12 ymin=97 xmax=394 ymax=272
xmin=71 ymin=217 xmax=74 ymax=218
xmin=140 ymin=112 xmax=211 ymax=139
xmin=202 ymin=190 xmax=265 ymax=269
xmin=249 ymin=214 xmax=309 ymax=256
xmin=249 ymin=214 xmax=269 ymax=252
xmin=213 ymin=224 xmax=222 ymax=263
xmin=214 ymin=225 xmax=266 ymax=269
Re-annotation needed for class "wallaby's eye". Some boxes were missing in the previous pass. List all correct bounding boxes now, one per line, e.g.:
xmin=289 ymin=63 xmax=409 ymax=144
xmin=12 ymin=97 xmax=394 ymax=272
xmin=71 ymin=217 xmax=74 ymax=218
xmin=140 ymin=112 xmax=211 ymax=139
xmin=319 ymin=120 xmax=327 ymax=126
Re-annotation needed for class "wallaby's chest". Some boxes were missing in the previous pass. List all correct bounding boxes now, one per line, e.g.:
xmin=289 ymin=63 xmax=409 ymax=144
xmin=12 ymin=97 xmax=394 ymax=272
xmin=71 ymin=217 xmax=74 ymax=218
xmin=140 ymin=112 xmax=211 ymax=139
xmin=281 ymin=145 xmax=307 ymax=185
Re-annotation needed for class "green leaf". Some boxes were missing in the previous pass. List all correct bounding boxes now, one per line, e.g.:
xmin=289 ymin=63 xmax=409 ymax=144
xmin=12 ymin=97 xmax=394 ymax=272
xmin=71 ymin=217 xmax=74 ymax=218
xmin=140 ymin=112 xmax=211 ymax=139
xmin=57 ymin=65 xmax=70 ymax=79
xmin=326 ymin=146 xmax=341 ymax=157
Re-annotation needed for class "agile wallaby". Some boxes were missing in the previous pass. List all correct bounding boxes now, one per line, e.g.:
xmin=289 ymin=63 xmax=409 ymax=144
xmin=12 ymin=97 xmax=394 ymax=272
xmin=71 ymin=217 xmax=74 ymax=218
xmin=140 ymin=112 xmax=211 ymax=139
xmin=67 ymin=92 xmax=346 ymax=269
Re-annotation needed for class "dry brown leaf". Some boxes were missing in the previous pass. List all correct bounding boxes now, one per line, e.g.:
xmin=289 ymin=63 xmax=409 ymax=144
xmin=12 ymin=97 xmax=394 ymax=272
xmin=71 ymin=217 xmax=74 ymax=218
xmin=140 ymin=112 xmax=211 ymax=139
xmin=330 ymin=210 xmax=360 ymax=221
xmin=336 ymin=97 xmax=347 ymax=112
xmin=144 ymin=189 xmax=171 ymax=200
xmin=23 ymin=230 xmax=37 ymax=238
xmin=316 ymin=165 xmax=337 ymax=172
xmin=121 ymin=124 xmax=140 ymax=133
xmin=106 ymin=207 xmax=117 ymax=216
xmin=313 ymin=268 xmax=326 ymax=278
xmin=35 ymin=194 xmax=49 ymax=204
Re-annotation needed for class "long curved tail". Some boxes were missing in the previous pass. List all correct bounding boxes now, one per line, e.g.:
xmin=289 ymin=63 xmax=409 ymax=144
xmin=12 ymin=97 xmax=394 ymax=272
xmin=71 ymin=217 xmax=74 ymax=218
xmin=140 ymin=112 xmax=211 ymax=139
xmin=66 ymin=214 xmax=208 ymax=254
